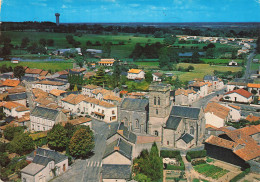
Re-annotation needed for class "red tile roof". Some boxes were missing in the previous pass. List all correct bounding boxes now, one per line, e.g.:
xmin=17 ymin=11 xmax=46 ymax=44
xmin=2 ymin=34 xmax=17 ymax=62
xmin=2 ymin=79 xmax=20 ymax=87
xmin=246 ymin=115 xmax=260 ymax=122
xmin=205 ymin=102 xmax=230 ymax=119
xmin=25 ymin=68 xmax=43 ymax=74
xmin=224 ymin=89 xmax=252 ymax=98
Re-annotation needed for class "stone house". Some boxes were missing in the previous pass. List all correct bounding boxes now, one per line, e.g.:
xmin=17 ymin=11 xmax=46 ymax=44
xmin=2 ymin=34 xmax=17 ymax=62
xmin=2 ymin=101 xmax=30 ymax=118
xmin=32 ymin=80 xmax=70 ymax=93
xmin=174 ymin=88 xmax=198 ymax=106
xmin=62 ymin=117 xmax=92 ymax=129
xmin=204 ymin=102 xmax=230 ymax=128
xmin=127 ymin=69 xmax=145 ymax=80
xmin=119 ymin=98 xmax=149 ymax=134
xmin=223 ymin=88 xmax=253 ymax=103
xmin=30 ymin=106 xmax=67 ymax=131
xmin=162 ymin=106 xmax=205 ymax=149
xmin=21 ymin=148 xmax=68 ymax=182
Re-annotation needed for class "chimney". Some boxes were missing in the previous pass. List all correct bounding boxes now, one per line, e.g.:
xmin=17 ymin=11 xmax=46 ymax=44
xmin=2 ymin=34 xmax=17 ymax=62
xmin=108 ymin=125 xmax=111 ymax=129
xmin=114 ymin=146 xmax=120 ymax=151
xmin=117 ymin=130 xmax=123 ymax=135
xmin=34 ymin=150 xmax=37 ymax=157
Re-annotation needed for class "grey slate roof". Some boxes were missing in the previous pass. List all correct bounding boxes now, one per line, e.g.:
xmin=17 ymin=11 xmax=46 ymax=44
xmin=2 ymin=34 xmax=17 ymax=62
xmin=31 ymin=106 xmax=59 ymax=121
xmin=180 ymin=133 xmax=194 ymax=144
xmin=20 ymin=163 xmax=45 ymax=176
xmin=32 ymin=155 xmax=52 ymax=166
xmin=102 ymin=164 xmax=131 ymax=179
xmin=28 ymin=148 xmax=68 ymax=164
xmin=165 ymin=116 xmax=182 ymax=130
xmin=120 ymin=98 xmax=149 ymax=112
xmin=7 ymin=93 xmax=27 ymax=101
xmin=103 ymin=138 xmax=132 ymax=160
xmin=107 ymin=123 xmax=137 ymax=144
xmin=170 ymin=106 xmax=200 ymax=119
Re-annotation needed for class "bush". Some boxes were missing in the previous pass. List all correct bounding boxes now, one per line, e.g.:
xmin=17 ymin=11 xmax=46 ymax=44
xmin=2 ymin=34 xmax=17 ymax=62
xmin=230 ymin=168 xmax=250 ymax=182
xmin=206 ymin=157 xmax=214 ymax=163
xmin=191 ymin=159 xmax=206 ymax=166
xmin=186 ymin=155 xmax=191 ymax=162
xmin=160 ymin=150 xmax=180 ymax=158
xmin=186 ymin=150 xmax=207 ymax=161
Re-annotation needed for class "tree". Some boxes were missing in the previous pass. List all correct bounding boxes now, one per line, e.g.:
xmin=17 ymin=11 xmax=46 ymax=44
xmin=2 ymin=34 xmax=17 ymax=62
xmin=256 ymin=37 xmax=260 ymax=53
xmin=9 ymin=133 xmax=34 ymax=155
xmin=86 ymin=40 xmax=92 ymax=46
xmin=187 ymin=65 xmax=195 ymax=72
xmin=0 ymin=152 xmax=10 ymax=167
xmin=47 ymin=124 xmax=68 ymax=151
xmin=39 ymin=38 xmax=47 ymax=46
xmin=145 ymin=71 xmax=153 ymax=83
xmin=206 ymin=48 xmax=215 ymax=59
xmin=94 ymin=67 xmax=106 ymax=86
xmin=74 ymin=55 xmax=84 ymax=68
xmin=3 ymin=126 xmax=24 ymax=141
xmin=47 ymin=39 xmax=54 ymax=46
xmin=69 ymin=127 xmax=94 ymax=158
xmin=154 ymin=31 xmax=164 ymax=38
xmin=14 ymin=66 xmax=25 ymax=79
xmin=73 ymin=84 xmax=78 ymax=91
xmin=102 ymin=42 xmax=112 ymax=57
xmin=112 ymin=60 xmax=121 ymax=88
xmin=159 ymin=48 xmax=171 ymax=69
xmin=191 ymin=51 xmax=201 ymax=63
xmin=163 ymin=34 xmax=177 ymax=45
xmin=207 ymin=43 xmax=215 ymax=49
xmin=21 ymin=37 xmax=30 ymax=48
xmin=167 ymin=47 xmax=179 ymax=64
xmin=64 ymin=122 xmax=76 ymax=139
xmin=134 ymin=173 xmax=151 ymax=182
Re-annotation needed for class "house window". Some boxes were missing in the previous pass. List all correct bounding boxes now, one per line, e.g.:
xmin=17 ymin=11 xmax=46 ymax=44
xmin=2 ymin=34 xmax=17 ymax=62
xmin=63 ymin=164 xmax=66 ymax=172
xmin=158 ymin=97 xmax=160 ymax=105
xmin=156 ymin=109 xmax=158 ymax=115
xmin=135 ymin=119 xmax=139 ymax=128
xmin=23 ymin=178 xmax=27 ymax=182
xmin=38 ymin=125 xmax=40 ymax=130
xmin=154 ymin=130 xmax=158 ymax=136
xmin=43 ymin=127 xmax=45 ymax=131
xmin=154 ymin=97 xmax=156 ymax=105
xmin=190 ymin=126 xmax=194 ymax=135
xmin=112 ymin=110 xmax=115 ymax=114
xmin=167 ymin=141 xmax=169 ymax=145
xmin=102 ymin=110 xmax=104 ymax=114
xmin=32 ymin=124 xmax=34 ymax=130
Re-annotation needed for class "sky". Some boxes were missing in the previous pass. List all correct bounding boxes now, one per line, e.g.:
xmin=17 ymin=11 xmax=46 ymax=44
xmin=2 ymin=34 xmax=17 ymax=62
xmin=0 ymin=0 xmax=260 ymax=23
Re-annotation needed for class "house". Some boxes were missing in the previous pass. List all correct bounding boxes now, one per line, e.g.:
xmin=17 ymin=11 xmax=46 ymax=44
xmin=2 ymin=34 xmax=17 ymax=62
xmin=84 ymin=72 xmax=96 ymax=79
xmin=228 ymin=60 xmax=238 ymax=66
xmin=11 ymin=58 xmax=20 ymax=64
xmin=162 ymin=106 xmax=205 ymax=149
xmin=98 ymin=59 xmax=115 ymax=66
xmin=188 ymin=81 xmax=208 ymax=97
xmin=0 ymin=79 xmax=20 ymax=92
xmin=119 ymin=98 xmax=149 ymax=134
xmin=204 ymin=102 xmax=230 ymax=128
xmin=6 ymin=86 xmax=26 ymax=94
xmin=223 ymin=88 xmax=253 ymax=103
xmin=86 ymin=49 xmax=102 ymax=54
xmin=62 ymin=117 xmax=92 ymax=128
xmin=227 ymin=82 xmax=247 ymax=92
xmin=30 ymin=106 xmax=67 ymax=131
xmin=2 ymin=101 xmax=30 ymax=118
xmin=53 ymin=48 xmax=82 ymax=55
xmin=102 ymin=164 xmax=131 ymax=182
xmin=205 ymin=130 xmax=260 ymax=172
xmin=6 ymin=92 xmax=27 ymax=106
xmin=203 ymin=75 xmax=224 ymax=90
xmin=175 ymin=88 xmax=198 ymax=106
xmin=81 ymin=84 xmax=101 ymax=97
xmin=152 ymin=72 xmax=163 ymax=82
xmin=236 ymin=125 xmax=260 ymax=144
xmin=247 ymin=83 xmax=260 ymax=96
xmin=32 ymin=80 xmax=70 ymax=93
xmin=25 ymin=68 xmax=43 ymax=77
xmin=127 ymin=69 xmax=145 ymax=80
xmin=61 ymin=94 xmax=86 ymax=114
xmin=21 ymin=148 xmax=68 ymax=182
xmin=225 ymin=104 xmax=242 ymax=122
xmin=205 ymin=124 xmax=225 ymax=139
xmin=246 ymin=114 xmax=260 ymax=123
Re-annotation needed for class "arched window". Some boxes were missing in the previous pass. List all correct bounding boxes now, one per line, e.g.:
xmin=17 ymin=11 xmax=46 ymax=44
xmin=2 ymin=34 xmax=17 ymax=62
xmin=190 ymin=126 xmax=194 ymax=135
xmin=156 ymin=109 xmax=158 ymax=115
xmin=154 ymin=97 xmax=156 ymax=105
xmin=135 ymin=119 xmax=139 ymax=128
xmin=154 ymin=130 xmax=159 ymax=136
xmin=158 ymin=97 xmax=160 ymax=105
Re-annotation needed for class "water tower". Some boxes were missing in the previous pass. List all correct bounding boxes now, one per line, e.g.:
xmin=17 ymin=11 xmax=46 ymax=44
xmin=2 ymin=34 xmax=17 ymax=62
xmin=55 ymin=13 xmax=60 ymax=26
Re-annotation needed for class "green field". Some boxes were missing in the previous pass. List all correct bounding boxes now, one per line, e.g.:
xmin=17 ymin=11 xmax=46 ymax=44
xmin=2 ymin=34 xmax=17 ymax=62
xmin=194 ymin=163 xmax=229 ymax=179
xmin=255 ymin=54 xmax=260 ymax=60
xmin=202 ymin=59 xmax=243 ymax=64
xmin=0 ymin=61 xmax=73 ymax=72
xmin=1 ymin=31 xmax=164 ymax=58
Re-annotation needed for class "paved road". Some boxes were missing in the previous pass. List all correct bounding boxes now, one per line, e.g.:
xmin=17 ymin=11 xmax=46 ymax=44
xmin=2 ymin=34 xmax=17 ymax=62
xmin=243 ymin=43 xmax=256 ymax=81
xmin=192 ymin=88 xmax=226 ymax=108
xmin=52 ymin=119 xmax=116 ymax=182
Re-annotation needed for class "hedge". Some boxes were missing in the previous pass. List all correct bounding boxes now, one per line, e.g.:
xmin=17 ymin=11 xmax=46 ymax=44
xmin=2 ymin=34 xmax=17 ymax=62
xmin=229 ymin=168 xmax=250 ymax=182
xmin=186 ymin=150 xmax=207 ymax=161
xmin=160 ymin=150 xmax=180 ymax=158
xmin=191 ymin=159 xmax=206 ymax=166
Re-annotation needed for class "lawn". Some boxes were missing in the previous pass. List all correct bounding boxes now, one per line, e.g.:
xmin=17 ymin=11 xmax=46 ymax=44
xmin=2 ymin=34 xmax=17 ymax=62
xmin=251 ymin=63 xmax=260 ymax=71
xmin=254 ymin=54 xmax=260 ymax=60
xmin=1 ymin=31 xmax=163 ymax=58
xmin=201 ymin=59 xmax=243 ymax=65
xmin=125 ymin=80 xmax=150 ymax=91
xmin=194 ymin=163 xmax=229 ymax=179
xmin=0 ymin=61 xmax=73 ymax=72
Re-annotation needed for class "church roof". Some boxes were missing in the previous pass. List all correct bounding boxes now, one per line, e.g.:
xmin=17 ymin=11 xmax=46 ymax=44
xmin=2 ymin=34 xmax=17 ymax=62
xmin=170 ymin=106 xmax=201 ymax=119
xmin=120 ymin=98 xmax=148 ymax=112
xmin=165 ymin=116 xmax=182 ymax=130
xmin=180 ymin=133 xmax=194 ymax=144
xmin=102 ymin=164 xmax=131 ymax=179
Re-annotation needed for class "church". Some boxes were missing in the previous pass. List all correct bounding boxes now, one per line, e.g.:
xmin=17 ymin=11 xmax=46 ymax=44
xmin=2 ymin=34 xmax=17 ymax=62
xmin=118 ymin=83 xmax=205 ymax=150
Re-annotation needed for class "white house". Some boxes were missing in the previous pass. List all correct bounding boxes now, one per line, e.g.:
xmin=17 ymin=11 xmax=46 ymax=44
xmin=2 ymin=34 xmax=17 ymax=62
xmin=2 ymin=101 xmax=30 ymax=118
xmin=205 ymin=102 xmax=230 ymax=128
xmin=30 ymin=106 xmax=67 ymax=131
xmin=81 ymin=84 xmax=101 ymax=97
xmin=223 ymin=88 xmax=253 ymax=103
xmin=228 ymin=60 xmax=238 ymax=66
xmin=203 ymin=75 xmax=224 ymax=90
xmin=175 ymin=88 xmax=198 ymax=106
xmin=227 ymin=82 xmax=247 ymax=92
xmin=32 ymin=80 xmax=70 ymax=93
xmin=127 ymin=69 xmax=145 ymax=80
xmin=21 ymin=148 xmax=68 ymax=182
xmin=224 ymin=104 xmax=242 ymax=122
xmin=98 ymin=59 xmax=115 ymax=66
xmin=152 ymin=72 xmax=163 ymax=82
xmin=188 ymin=81 xmax=208 ymax=97
xmin=247 ymin=83 xmax=260 ymax=96
xmin=62 ymin=117 xmax=92 ymax=129
xmin=11 ymin=58 xmax=20 ymax=64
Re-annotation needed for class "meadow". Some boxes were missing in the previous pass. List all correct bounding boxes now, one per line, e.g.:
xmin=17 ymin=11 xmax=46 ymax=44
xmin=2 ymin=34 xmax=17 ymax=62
xmin=201 ymin=58 xmax=243 ymax=65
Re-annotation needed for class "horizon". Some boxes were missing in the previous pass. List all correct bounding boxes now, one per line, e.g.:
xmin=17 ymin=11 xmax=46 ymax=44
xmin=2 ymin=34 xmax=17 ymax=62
xmin=1 ymin=0 xmax=260 ymax=23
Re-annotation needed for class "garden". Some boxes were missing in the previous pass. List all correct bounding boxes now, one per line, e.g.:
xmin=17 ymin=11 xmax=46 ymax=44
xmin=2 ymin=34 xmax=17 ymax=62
xmin=193 ymin=163 xmax=229 ymax=179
